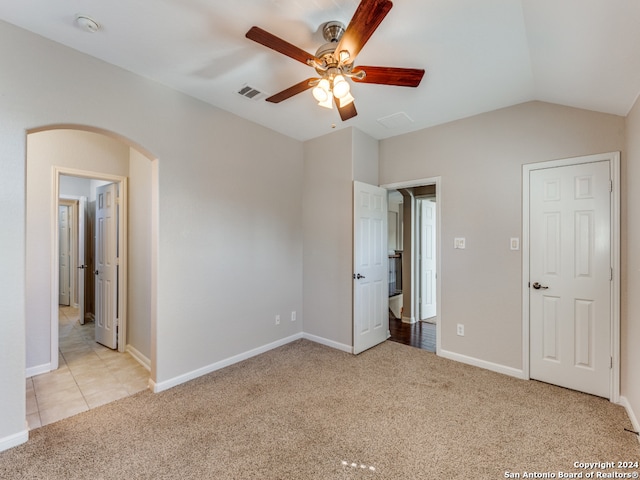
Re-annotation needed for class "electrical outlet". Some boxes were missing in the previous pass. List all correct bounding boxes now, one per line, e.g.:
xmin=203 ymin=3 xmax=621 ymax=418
xmin=275 ymin=315 xmax=281 ymax=325
xmin=457 ymin=324 xmax=464 ymax=336
xmin=291 ymin=311 xmax=296 ymax=322
xmin=454 ymin=237 xmax=466 ymax=249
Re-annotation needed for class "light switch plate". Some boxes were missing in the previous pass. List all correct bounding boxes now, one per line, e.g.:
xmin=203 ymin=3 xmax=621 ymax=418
xmin=454 ymin=237 xmax=466 ymax=249
xmin=510 ymin=237 xmax=520 ymax=250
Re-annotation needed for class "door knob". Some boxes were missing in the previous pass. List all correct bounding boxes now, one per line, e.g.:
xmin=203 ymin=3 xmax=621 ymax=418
xmin=94 ymin=270 xmax=99 ymax=275
xmin=77 ymin=265 xmax=88 ymax=269
xmin=356 ymin=273 xmax=365 ymax=279
xmin=532 ymin=282 xmax=548 ymax=290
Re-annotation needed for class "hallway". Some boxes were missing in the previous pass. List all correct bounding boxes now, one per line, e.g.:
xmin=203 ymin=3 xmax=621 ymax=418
xmin=26 ymin=306 xmax=149 ymax=429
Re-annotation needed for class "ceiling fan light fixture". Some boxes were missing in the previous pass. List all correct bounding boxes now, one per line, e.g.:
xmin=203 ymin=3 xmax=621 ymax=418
xmin=332 ymin=75 xmax=350 ymax=99
xmin=312 ymin=78 xmax=331 ymax=102
xmin=318 ymin=96 xmax=333 ymax=109
xmin=338 ymin=50 xmax=350 ymax=63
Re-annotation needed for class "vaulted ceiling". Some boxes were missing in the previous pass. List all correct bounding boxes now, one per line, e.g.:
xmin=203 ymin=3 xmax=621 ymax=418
xmin=1 ymin=0 xmax=639 ymax=141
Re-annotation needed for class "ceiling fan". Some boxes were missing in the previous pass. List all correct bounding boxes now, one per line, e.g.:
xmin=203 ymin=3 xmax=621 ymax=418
xmin=245 ymin=0 xmax=425 ymax=121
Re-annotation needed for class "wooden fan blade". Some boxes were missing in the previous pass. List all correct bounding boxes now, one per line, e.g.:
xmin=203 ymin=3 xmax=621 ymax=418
xmin=337 ymin=100 xmax=358 ymax=121
xmin=266 ymin=78 xmax=319 ymax=103
xmin=335 ymin=0 xmax=393 ymax=63
xmin=246 ymin=26 xmax=318 ymax=66
xmin=351 ymin=66 xmax=425 ymax=87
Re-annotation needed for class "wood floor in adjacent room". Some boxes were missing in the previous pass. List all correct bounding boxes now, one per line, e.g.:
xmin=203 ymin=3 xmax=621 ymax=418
xmin=388 ymin=312 xmax=436 ymax=352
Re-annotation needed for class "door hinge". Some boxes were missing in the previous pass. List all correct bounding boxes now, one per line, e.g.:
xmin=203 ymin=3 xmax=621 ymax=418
xmin=610 ymin=356 xmax=613 ymax=369
xmin=610 ymin=180 xmax=613 ymax=193
xmin=610 ymin=267 xmax=613 ymax=281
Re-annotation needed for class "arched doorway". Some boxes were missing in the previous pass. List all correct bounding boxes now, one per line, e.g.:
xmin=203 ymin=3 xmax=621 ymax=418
xmin=25 ymin=126 xmax=158 ymax=427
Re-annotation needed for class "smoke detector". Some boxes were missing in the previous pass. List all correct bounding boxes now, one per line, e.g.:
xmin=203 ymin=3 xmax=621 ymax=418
xmin=75 ymin=14 xmax=100 ymax=33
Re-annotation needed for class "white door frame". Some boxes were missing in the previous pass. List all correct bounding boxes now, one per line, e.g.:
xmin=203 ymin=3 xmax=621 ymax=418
xmin=381 ymin=177 xmax=442 ymax=354
xmin=51 ymin=166 xmax=129 ymax=369
xmin=522 ymin=152 xmax=620 ymax=402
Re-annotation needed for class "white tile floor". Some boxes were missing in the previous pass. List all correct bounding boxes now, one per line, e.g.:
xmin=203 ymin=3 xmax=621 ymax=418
xmin=26 ymin=306 xmax=149 ymax=429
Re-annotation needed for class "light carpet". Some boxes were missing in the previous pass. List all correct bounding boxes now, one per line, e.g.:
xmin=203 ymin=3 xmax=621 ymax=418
xmin=1 ymin=339 xmax=638 ymax=479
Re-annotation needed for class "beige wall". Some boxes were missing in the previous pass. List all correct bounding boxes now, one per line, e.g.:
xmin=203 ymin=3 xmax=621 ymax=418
xmin=623 ymin=96 xmax=640 ymax=429
xmin=303 ymin=129 xmax=354 ymax=348
xmin=380 ymin=101 xmax=625 ymax=370
xmin=128 ymin=147 xmax=154 ymax=362
xmin=302 ymin=127 xmax=379 ymax=349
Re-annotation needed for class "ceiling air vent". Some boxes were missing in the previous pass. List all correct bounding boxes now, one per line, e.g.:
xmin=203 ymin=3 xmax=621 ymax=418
xmin=377 ymin=112 xmax=414 ymax=129
xmin=237 ymin=84 xmax=266 ymax=101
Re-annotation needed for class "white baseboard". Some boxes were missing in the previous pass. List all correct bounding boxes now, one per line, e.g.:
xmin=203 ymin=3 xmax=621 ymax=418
xmin=0 ymin=428 xmax=28 ymax=453
xmin=618 ymin=396 xmax=640 ymax=444
xmin=439 ymin=349 xmax=527 ymax=380
xmin=150 ymin=333 xmax=304 ymax=393
xmin=302 ymin=333 xmax=353 ymax=353
xmin=25 ymin=363 xmax=52 ymax=378
xmin=126 ymin=345 xmax=151 ymax=371
xmin=401 ymin=316 xmax=416 ymax=324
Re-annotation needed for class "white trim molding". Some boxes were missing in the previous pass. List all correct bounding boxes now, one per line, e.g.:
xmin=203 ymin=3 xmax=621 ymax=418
xmin=150 ymin=334 xmax=304 ymax=393
xmin=618 ymin=396 xmax=640 ymax=444
xmin=26 ymin=363 xmax=52 ymax=378
xmin=126 ymin=345 xmax=151 ymax=371
xmin=439 ymin=349 xmax=527 ymax=380
xmin=0 ymin=428 xmax=29 ymax=453
xmin=521 ymin=152 xmax=621 ymax=402
xmin=302 ymin=333 xmax=353 ymax=353
xmin=148 ymin=332 xmax=355 ymax=394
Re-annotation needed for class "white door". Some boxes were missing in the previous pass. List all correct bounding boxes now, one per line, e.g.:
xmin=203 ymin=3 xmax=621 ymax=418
xmin=529 ymin=160 xmax=611 ymax=398
xmin=419 ymin=198 xmax=437 ymax=320
xmin=353 ymin=181 xmax=388 ymax=354
xmin=58 ymin=205 xmax=71 ymax=306
xmin=95 ymin=183 xmax=118 ymax=349
xmin=77 ymin=196 xmax=87 ymax=324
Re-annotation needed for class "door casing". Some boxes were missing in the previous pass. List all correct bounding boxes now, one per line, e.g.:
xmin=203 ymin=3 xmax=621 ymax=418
xmin=522 ymin=152 xmax=620 ymax=402
xmin=51 ymin=166 xmax=128 ymax=370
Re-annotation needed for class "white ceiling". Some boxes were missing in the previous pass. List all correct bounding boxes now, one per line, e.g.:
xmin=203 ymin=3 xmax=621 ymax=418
xmin=2 ymin=0 xmax=640 ymax=141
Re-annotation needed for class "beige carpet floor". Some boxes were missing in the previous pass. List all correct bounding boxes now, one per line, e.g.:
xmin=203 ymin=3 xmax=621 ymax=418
xmin=1 ymin=339 xmax=639 ymax=479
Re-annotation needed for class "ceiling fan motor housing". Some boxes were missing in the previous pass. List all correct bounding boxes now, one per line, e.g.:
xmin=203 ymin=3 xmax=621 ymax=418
xmin=322 ymin=21 xmax=345 ymax=43
xmin=315 ymin=21 xmax=353 ymax=76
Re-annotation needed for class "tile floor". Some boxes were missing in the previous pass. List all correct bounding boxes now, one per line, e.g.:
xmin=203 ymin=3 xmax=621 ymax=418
xmin=26 ymin=306 xmax=149 ymax=429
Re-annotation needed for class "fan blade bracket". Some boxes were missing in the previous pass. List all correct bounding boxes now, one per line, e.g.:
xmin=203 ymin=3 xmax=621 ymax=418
xmin=346 ymin=69 xmax=367 ymax=81
xmin=307 ymin=58 xmax=328 ymax=72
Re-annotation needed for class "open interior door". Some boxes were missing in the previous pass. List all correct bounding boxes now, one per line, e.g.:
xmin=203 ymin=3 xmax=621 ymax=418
xmin=353 ymin=181 xmax=389 ymax=354
xmin=419 ymin=198 xmax=437 ymax=320
xmin=95 ymin=183 xmax=118 ymax=349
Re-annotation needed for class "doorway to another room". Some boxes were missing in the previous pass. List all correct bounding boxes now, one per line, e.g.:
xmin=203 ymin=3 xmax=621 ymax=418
xmin=385 ymin=180 xmax=441 ymax=353
xmin=25 ymin=127 xmax=157 ymax=430
xmin=27 ymin=173 xmax=149 ymax=430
